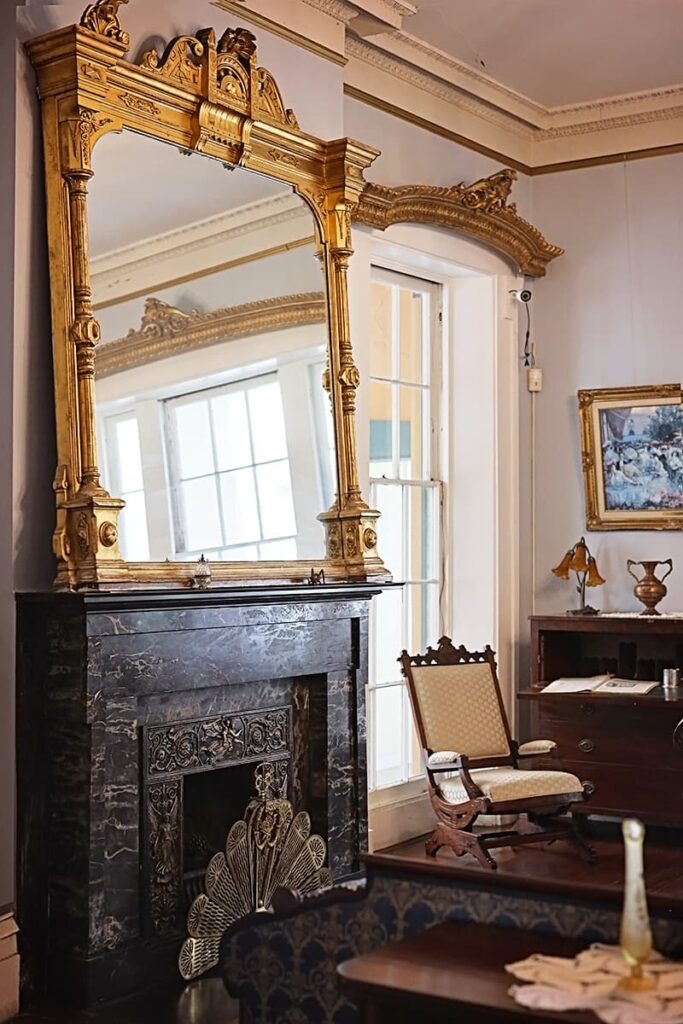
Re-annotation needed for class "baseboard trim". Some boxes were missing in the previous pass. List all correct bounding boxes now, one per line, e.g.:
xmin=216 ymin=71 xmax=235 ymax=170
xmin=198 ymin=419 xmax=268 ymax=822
xmin=368 ymin=791 xmax=435 ymax=852
xmin=0 ymin=914 xmax=19 ymax=1023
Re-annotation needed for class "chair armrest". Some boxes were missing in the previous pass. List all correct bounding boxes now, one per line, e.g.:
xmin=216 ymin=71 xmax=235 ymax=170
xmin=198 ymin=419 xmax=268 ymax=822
xmin=426 ymin=750 xmax=465 ymax=772
xmin=517 ymin=739 xmax=557 ymax=757
xmin=427 ymin=750 xmax=462 ymax=766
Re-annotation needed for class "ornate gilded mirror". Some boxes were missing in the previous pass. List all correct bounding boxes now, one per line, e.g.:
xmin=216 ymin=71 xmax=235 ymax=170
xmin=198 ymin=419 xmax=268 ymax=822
xmin=91 ymin=133 xmax=332 ymax=564
xmin=27 ymin=0 xmax=387 ymax=588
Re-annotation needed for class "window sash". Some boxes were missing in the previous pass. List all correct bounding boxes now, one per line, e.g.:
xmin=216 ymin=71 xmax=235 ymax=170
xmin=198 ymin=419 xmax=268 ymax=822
xmin=367 ymin=266 xmax=444 ymax=793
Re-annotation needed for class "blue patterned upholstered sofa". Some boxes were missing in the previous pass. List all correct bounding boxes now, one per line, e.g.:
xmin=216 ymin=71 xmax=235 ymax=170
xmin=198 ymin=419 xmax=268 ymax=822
xmin=220 ymin=863 xmax=683 ymax=1023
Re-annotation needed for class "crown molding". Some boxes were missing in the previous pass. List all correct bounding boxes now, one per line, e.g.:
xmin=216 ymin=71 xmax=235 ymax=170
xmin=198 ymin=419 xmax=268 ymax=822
xmin=92 ymin=193 xmax=313 ymax=306
xmin=97 ymin=292 xmax=326 ymax=377
xmin=213 ymin=0 xmax=348 ymax=65
xmin=346 ymin=30 xmax=683 ymax=168
xmin=301 ymin=0 xmax=357 ymax=22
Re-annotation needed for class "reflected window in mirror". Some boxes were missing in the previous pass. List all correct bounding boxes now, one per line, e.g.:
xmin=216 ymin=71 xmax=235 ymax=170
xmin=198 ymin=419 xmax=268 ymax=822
xmin=367 ymin=268 xmax=443 ymax=790
xmin=90 ymin=131 xmax=335 ymax=563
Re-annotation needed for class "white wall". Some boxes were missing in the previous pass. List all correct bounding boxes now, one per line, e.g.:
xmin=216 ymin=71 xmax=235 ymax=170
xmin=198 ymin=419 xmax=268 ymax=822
xmin=344 ymin=96 xmax=533 ymax=218
xmin=529 ymin=155 xmax=683 ymax=616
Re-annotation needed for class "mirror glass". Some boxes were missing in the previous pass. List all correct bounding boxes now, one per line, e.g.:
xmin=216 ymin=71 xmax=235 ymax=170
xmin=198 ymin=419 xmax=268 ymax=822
xmin=89 ymin=132 xmax=335 ymax=563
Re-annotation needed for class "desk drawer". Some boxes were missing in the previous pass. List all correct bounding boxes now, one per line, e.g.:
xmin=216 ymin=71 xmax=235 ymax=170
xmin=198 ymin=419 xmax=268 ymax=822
xmin=564 ymin=760 xmax=683 ymax=823
xmin=536 ymin=701 xmax=683 ymax=771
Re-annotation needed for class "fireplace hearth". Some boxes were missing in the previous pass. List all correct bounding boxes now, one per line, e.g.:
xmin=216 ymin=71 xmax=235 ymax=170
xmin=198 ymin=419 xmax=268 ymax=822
xmin=17 ymin=583 xmax=377 ymax=1007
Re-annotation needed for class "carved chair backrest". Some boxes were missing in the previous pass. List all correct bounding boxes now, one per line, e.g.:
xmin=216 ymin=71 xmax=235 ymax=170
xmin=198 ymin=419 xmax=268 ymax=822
xmin=400 ymin=637 xmax=512 ymax=761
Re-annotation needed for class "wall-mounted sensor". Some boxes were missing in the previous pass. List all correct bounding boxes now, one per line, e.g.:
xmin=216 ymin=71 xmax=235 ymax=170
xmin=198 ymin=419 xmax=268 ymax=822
xmin=510 ymin=289 xmax=532 ymax=304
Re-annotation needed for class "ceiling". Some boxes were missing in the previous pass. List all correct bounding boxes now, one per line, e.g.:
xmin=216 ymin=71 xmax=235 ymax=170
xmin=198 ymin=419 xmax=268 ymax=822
xmin=400 ymin=0 xmax=683 ymax=107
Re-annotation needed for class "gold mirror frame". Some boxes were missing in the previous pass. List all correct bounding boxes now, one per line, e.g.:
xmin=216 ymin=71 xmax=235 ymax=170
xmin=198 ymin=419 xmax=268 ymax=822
xmin=27 ymin=0 xmax=387 ymax=589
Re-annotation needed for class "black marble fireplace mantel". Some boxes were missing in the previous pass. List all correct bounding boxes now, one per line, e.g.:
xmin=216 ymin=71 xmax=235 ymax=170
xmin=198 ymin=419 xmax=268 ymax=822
xmin=17 ymin=582 xmax=381 ymax=1008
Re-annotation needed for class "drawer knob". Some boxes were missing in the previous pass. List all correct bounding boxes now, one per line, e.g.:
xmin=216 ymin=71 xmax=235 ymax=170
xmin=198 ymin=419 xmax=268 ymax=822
xmin=583 ymin=780 xmax=596 ymax=796
xmin=578 ymin=738 xmax=595 ymax=754
xmin=673 ymin=719 xmax=683 ymax=750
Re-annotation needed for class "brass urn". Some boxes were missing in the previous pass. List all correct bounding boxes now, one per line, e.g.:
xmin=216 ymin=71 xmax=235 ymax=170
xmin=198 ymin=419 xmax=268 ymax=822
xmin=627 ymin=559 xmax=673 ymax=616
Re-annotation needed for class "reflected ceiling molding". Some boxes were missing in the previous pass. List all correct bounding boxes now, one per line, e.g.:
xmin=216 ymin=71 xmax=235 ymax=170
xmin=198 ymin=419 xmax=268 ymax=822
xmin=354 ymin=168 xmax=564 ymax=277
xmin=97 ymin=291 xmax=326 ymax=377
xmin=91 ymin=192 xmax=305 ymax=290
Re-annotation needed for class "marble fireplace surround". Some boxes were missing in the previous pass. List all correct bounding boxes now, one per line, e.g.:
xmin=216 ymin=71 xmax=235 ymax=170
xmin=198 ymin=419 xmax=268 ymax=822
xmin=17 ymin=583 xmax=377 ymax=1008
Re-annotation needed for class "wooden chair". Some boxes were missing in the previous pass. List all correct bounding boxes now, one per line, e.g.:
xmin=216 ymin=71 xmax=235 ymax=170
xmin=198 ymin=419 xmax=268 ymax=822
xmin=400 ymin=636 xmax=595 ymax=870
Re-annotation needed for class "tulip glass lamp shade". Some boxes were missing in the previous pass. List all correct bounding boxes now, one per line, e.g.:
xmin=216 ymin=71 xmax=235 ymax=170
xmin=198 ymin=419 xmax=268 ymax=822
xmin=552 ymin=537 xmax=605 ymax=615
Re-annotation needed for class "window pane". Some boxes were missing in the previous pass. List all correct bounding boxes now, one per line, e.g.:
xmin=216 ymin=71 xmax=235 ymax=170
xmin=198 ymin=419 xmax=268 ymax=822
xmin=255 ymin=460 xmax=296 ymax=539
xmin=369 ymin=281 xmax=393 ymax=379
xmin=260 ymin=537 xmax=297 ymax=559
xmin=119 ymin=491 xmax=149 ymax=560
xmin=115 ymin=418 xmax=144 ymax=492
xmin=408 ymin=486 xmax=439 ymax=580
xmin=371 ymin=586 xmax=404 ymax=684
xmin=399 ymin=288 xmax=427 ymax=384
xmin=373 ymin=684 xmax=406 ymax=788
xmin=369 ymin=380 xmax=394 ymax=477
xmin=407 ymin=582 xmax=439 ymax=654
xmin=372 ymin=484 xmax=404 ymax=580
xmin=211 ymin=391 xmax=251 ymax=471
xmin=223 ymin=544 xmax=258 ymax=560
xmin=173 ymin=401 xmax=214 ymax=478
xmin=399 ymin=386 xmax=427 ymax=480
xmin=248 ymin=382 xmax=288 ymax=462
xmin=219 ymin=468 xmax=260 ymax=544
xmin=180 ymin=476 xmax=222 ymax=550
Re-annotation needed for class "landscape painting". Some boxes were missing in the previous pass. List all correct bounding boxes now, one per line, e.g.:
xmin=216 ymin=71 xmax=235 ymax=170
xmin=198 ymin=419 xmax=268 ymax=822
xmin=578 ymin=384 xmax=683 ymax=530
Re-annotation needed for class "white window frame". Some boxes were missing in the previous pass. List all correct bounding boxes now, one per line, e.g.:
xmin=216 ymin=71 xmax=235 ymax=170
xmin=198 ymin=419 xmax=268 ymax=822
xmin=350 ymin=225 xmax=522 ymax=851
xmin=366 ymin=267 xmax=445 ymax=794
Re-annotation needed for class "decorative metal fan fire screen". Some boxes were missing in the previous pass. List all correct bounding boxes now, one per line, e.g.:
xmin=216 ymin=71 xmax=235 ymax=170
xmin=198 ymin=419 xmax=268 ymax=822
xmin=179 ymin=761 xmax=330 ymax=980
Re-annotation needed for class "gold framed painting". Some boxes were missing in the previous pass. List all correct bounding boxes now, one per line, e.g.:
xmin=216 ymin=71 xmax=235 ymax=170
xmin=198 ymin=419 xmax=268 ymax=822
xmin=578 ymin=383 xmax=683 ymax=531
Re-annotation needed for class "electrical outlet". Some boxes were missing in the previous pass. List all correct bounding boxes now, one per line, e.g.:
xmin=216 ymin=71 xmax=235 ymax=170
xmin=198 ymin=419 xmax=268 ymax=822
xmin=527 ymin=367 xmax=543 ymax=393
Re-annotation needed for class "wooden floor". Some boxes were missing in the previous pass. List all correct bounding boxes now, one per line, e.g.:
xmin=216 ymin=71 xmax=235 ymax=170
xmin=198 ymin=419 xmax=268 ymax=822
xmin=13 ymin=977 xmax=238 ymax=1024
xmin=368 ymin=821 xmax=683 ymax=913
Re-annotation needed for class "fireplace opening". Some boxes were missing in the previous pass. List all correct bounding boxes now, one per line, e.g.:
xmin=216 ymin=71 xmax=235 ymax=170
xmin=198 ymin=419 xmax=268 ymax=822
xmin=182 ymin=757 xmax=289 ymax=904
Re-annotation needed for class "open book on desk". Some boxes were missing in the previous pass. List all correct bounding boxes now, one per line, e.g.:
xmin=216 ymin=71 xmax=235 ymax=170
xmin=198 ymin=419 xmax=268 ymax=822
xmin=543 ymin=674 xmax=659 ymax=695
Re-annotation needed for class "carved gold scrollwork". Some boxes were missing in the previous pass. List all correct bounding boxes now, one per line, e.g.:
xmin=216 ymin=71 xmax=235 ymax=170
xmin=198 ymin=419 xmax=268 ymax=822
xmin=457 ymin=169 xmax=516 ymax=211
xmin=80 ymin=0 xmax=130 ymax=49
xmin=255 ymin=68 xmax=299 ymax=128
xmin=138 ymin=36 xmax=205 ymax=88
xmin=354 ymin=169 xmax=564 ymax=278
xmin=117 ymin=92 xmax=160 ymax=117
xmin=62 ymin=110 xmax=114 ymax=174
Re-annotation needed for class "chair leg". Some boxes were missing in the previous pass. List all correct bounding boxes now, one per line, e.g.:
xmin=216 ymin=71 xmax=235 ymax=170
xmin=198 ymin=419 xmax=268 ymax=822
xmin=569 ymin=815 xmax=597 ymax=863
xmin=425 ymin=824 xmax=498 ymax=870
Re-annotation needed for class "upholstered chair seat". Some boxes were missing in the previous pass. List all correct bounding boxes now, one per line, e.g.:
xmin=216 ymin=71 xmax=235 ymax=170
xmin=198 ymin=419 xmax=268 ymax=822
xmin=399 ymin=637 xmax=595 ymax=870
xmin=440 ymin=766 xmax=583 ymax=805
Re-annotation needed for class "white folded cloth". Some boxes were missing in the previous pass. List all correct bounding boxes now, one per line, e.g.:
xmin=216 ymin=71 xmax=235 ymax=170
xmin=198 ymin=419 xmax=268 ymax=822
xmin=506 ymin=944 xmax=683 ymax=1024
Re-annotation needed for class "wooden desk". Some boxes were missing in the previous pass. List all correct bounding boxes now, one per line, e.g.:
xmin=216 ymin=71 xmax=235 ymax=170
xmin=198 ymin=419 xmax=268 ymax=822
xmin=338 ymin=921 xmax=596 ymax=1023
xmin=524 ymin=614 xmax=683 ymax=824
